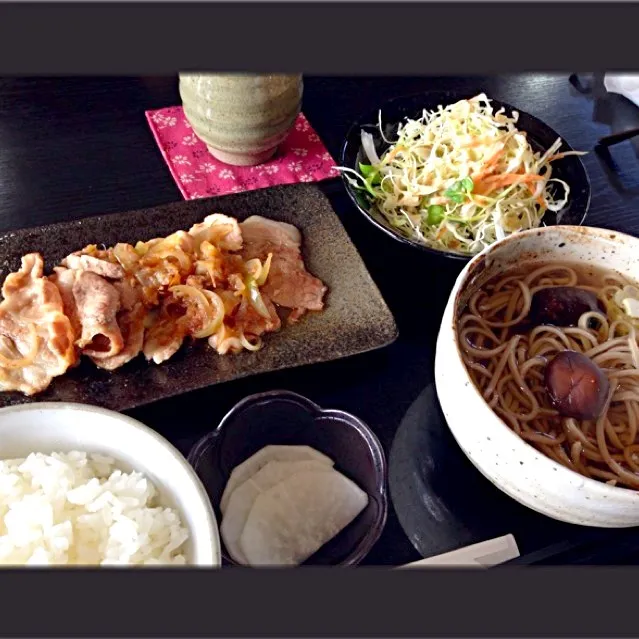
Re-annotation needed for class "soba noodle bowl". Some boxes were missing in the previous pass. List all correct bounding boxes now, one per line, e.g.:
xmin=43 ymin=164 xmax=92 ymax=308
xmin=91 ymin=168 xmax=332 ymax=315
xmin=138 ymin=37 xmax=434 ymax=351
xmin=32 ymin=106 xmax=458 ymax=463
xmin=459 ymin=261 xmax=639 ymax=489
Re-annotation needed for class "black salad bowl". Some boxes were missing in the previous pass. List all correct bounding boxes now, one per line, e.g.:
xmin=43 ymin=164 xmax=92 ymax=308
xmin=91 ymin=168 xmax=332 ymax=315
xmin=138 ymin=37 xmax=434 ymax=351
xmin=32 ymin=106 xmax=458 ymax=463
xmin=340 ymin=90 xmax=592 ymax=262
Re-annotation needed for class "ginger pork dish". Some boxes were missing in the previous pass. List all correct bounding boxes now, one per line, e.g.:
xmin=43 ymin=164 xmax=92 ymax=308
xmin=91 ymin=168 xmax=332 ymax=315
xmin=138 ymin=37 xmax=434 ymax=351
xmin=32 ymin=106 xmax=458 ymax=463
xmin=0 ymin=214 xmax=327 ymax=396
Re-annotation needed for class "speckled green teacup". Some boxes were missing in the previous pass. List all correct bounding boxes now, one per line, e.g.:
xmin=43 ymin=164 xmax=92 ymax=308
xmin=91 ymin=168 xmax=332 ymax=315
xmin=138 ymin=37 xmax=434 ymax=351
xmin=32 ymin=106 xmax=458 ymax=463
xmin=179 ymin=73 xmax=303 ymax=167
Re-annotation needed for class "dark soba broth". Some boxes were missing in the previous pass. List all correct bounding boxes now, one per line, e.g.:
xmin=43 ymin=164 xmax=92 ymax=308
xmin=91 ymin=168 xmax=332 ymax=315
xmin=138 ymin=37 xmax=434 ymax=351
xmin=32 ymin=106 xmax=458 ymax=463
xmin=458 ymin=261 xmax=639 ymax=489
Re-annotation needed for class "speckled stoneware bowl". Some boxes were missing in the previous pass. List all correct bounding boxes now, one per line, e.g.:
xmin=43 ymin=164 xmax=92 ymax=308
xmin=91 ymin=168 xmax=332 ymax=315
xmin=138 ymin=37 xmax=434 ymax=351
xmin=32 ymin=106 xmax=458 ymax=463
xmin=179 ymin=73 xmax=302 ymax=166
xmin=435 ymin=225 xmax=639 ymax=528
xmin=188 ymin=390 xmax=388 ymax=566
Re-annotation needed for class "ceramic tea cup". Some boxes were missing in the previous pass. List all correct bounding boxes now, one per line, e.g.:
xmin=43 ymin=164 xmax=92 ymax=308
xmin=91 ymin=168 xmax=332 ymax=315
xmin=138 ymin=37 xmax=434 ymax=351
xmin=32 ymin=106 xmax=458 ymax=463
xmin=179 ymin=73 xmax=302 ymax=167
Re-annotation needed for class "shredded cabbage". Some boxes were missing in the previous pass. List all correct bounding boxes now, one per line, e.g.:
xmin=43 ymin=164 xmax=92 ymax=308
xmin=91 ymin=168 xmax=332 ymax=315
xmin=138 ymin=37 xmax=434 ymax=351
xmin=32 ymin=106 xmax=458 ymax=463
xmin=339 ymin=94 xmax=586 ymax=256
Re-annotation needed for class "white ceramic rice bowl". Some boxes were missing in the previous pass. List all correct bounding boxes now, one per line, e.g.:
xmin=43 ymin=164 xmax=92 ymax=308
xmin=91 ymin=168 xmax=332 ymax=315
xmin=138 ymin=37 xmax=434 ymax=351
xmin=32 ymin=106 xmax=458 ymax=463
xmin=435 ymin=225 xmax=639 ymax=527
xmin=0 ymin=402 xmax=221 ymax=565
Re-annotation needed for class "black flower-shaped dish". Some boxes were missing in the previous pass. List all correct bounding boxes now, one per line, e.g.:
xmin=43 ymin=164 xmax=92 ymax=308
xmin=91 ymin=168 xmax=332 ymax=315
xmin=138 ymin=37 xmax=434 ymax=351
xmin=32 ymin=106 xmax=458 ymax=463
xmin=340 ymin=90 xmax=591 ymax=262
xmin=187 ymin=390 xmax=388 ymax=566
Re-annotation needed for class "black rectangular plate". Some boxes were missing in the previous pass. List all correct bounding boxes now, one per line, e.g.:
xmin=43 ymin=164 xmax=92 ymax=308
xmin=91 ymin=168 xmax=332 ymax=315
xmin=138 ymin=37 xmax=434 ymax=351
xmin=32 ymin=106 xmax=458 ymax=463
xmin=0 ymin=184 xmax=398 ymax=411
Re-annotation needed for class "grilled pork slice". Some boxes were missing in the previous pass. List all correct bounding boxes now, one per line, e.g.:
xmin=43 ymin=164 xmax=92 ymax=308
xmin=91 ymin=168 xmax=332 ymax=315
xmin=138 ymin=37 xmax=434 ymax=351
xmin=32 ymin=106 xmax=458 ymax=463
xmin=240 ymin=216 xmax=327 ymax=321
xmin=49 ymin=267 xmax=82 ymax=339
xmin=51 ymin=269 xmax=145 ymax=365
xmin=72 ymin=271 xmax=124 ymax=359
xmin=91 ymin=279 xmax=146 ymax=371
xmin=93 ymin=303 xmax=146 ymax=371
xmin=113 ymin=279 xmax=142 ymax=312
xmin=0 ymin=253 xmax=76 ymax=395
xmin=62 ymin=251 xmax=125 ymax=280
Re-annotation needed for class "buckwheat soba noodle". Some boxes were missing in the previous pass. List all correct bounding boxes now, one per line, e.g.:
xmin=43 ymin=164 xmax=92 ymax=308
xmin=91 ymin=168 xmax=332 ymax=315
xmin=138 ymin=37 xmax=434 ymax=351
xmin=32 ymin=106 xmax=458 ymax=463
xmin=459 ymin=261 xmax=639 ymax=489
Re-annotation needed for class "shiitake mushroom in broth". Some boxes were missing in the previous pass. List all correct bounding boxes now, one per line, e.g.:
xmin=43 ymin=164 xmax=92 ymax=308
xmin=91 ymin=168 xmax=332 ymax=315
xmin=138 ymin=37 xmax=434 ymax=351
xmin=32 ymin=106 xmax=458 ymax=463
xmin=544 ymin=350 xmax=610 ymax=421
xmin=458 ymin=261 xmax=639 ymax=489
xmin=530 ymin=287 xmax=602 ymax=327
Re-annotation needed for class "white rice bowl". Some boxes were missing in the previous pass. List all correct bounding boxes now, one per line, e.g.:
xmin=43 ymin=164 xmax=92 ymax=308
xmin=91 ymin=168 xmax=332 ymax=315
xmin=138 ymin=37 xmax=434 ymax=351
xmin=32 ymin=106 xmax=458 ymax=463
xmin=0 ymin=403 xmax=220 ymax=567
xmin=0 ymin=451 xmax=189 ymax=565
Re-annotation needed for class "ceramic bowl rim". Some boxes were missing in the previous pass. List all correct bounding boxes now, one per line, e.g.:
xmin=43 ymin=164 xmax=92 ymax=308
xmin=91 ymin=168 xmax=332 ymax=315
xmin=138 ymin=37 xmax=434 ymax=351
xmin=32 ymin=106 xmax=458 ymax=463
xmin=339 ymin=90 xmax=592 ymax=262
xmin=0 ymin=401 xmax=221 ymax=565
xmin=449 ymin=224 xmax=639 ymax=500
xmin=188 ymin=389 xmax=389 ymax=566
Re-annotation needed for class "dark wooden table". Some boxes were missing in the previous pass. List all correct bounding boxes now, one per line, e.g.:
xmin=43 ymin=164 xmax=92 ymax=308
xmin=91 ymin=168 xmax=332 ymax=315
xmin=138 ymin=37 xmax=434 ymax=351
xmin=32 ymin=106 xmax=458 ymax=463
xmin=2 ymin=73 xmax=639 ymax=566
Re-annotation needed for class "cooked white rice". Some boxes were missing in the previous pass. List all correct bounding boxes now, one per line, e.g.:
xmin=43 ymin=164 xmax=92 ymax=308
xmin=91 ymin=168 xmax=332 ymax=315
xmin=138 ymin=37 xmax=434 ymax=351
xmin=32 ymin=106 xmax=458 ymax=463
xmin=0 ymin=451 xmax=189 ymax=566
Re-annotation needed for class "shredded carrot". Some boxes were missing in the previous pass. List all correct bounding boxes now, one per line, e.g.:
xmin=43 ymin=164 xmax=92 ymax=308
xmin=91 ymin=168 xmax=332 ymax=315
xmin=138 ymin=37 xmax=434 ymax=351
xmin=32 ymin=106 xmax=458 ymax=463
xmin=472 ymin=147 xmax=506 ymax=182
xmin=483 ymin=173 xmax=544 ymax=184
xmin=474 ymin=173 xmax=544 ymax=196
xmin=525 ymin=182 xmax=546 ymax=208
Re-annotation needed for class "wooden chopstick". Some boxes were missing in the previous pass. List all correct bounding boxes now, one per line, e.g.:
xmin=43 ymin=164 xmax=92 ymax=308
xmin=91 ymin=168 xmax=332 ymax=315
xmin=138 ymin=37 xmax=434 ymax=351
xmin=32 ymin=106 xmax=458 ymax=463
xmin=398 ymin=534 xmax=520 ymax=569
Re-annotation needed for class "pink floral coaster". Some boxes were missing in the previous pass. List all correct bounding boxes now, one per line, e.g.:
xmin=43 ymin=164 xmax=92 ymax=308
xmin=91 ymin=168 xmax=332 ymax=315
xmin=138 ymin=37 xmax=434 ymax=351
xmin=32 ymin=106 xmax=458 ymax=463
xmin=145 ymin=106 xmax=339 ymax=200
